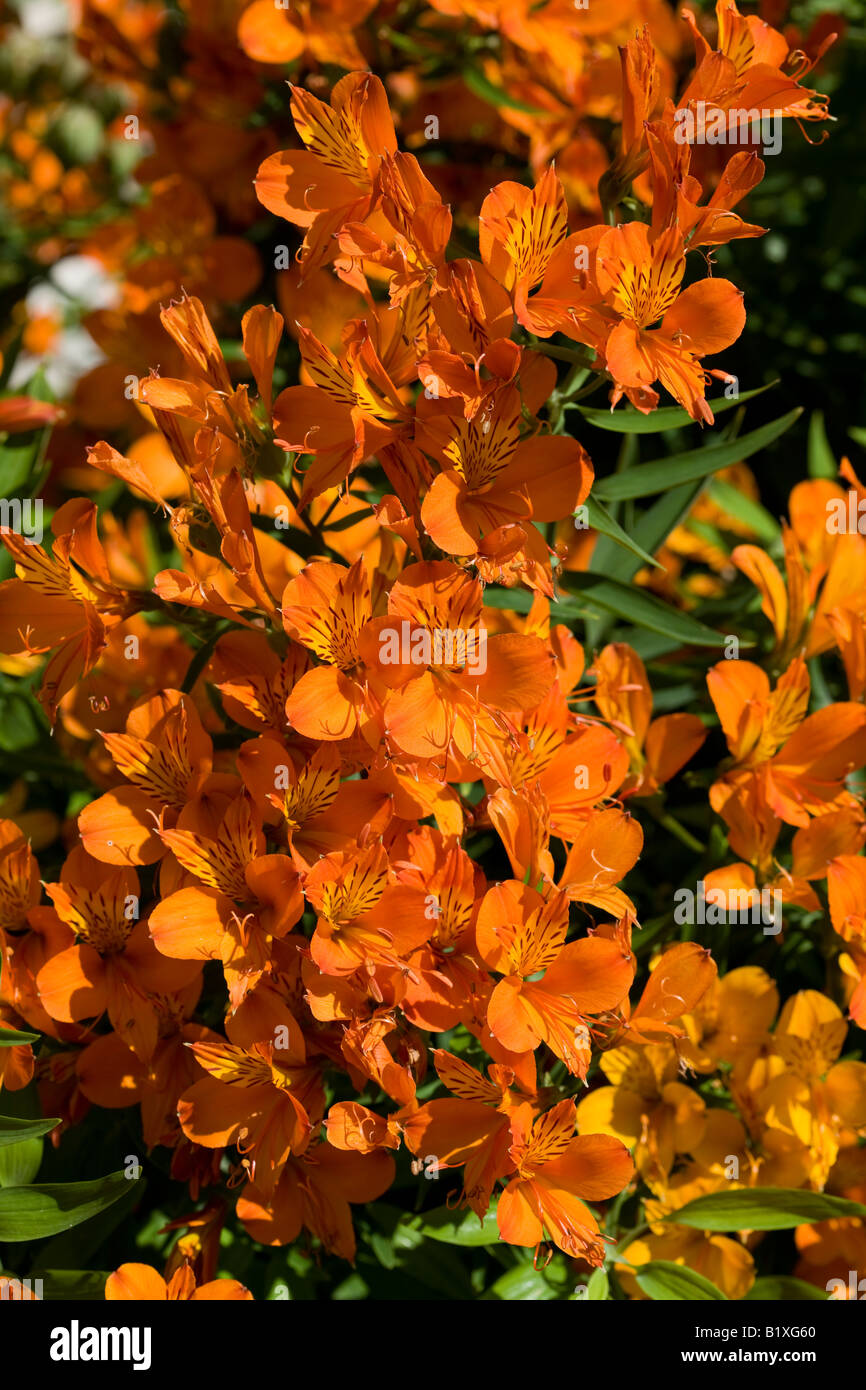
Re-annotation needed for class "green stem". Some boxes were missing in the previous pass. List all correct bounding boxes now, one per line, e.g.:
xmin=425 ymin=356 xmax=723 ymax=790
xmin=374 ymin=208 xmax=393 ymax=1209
xmin=567 ymin=372 xmax=608 ymax=404
xmin=181 ymin=620 xmax=233 ymax=693
xmin=529 ymin=341 xmax=597 ymax=369
xmin=610 ymin=1222 xmax=650 ymax=1260
xmin=645 ymin=801 xmax=706 ymax=855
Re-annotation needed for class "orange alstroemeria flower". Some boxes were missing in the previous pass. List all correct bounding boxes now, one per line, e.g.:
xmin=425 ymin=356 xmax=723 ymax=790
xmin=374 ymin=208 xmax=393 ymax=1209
xmin=78 ymin=690 xmax=217 ymax=866
xmin=281 ymin=558 xmax=383 ymax=743
xmin=393 ymin=828 xmax=487 ymax=1032
xmin=255 ymin=72 xmax=399 ymax=276
xmin=595 ymin=223 xmax=746 ymax=421
xmin=481 ymin=685 xmax=632 ymax=849
xmin=708 ymin=655 xmax=866 ymax=831
xmin=497 ymin=1098 xmax=635 ymax=1263
xmin=239 ymin=735 xmax=395 ymax=873
xmin=403 ymin=1048 xmax=536 ymax=1216
xmin=303 ymin=841 xmax=430 ymax=977
xmin=681 ymin=0 xmax=834 ymax=135
xmin=337 ymin=150 xmax=453 ymax=306
xmin=592 ymin=642 xmax=707 ymax=796
xmin=149 ymin=793 xmax=304 ymax=1010
xmin=271 ymin=321 xmax=408 ymax=506
xmin=106 ymin=1262 xmax=252 ymax=1301
xmin=177 ymin=1010 xmax=323 ymax=1199
xmin=731 ymin=472 xmax=866 ymax=665
xmin=36 ymin=848 xmax=200 ymax=1059
xmin=236 ymin=1140 xmax=395 ymax=1260
xmin=477 ymin=881 xmax=634 ymax=1075
xmin=479 ymin=166 xmax=606 ymax=344
xmin=0 ymin=499 xmax=142 ymax=721
xmin=359 ymin=560 xmax=555 ymax=761
xmin=645 ymin=120 xmax=767 ymax=250
xmin=417 ymin=384 xmax=593 ymax=560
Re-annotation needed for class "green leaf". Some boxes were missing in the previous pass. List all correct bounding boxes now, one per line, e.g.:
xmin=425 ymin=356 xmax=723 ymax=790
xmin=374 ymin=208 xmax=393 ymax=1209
xmin=745 ymin=1276 xmax=828 ymax=1301
xmin=51 ymin=103 xmax=105 ymax=164
xmin=482 ymin=1263 xmax=558 ymax=1300
xmin=461 ymin=67 xmax=545 ymax=115
xmin=666 ymin=1187 xmax=866 ymax=1232
xmin=0 ymin=1114 xmax=58 ymax=1147
xmin=557 ymin=572 xmax=732 ymax=647
xmin=33 ymin=1269 xmax=111 ymax=1301
xmin=0 ymin=1137 xmax=43 ymax=1187
xmin=629 ymin=480 xmax=705 ymax=562
xmin=484 ymin=573 xmax=736 ymax=648
xmin=0 ymin=436 xmax=42 ymax=498
xmin=807 ymin=411 xmax=836 ymax=479
xmin=324 ymin=507 xmax=375 ymax=533
xmin=0 ymin=1170 xmax=134 ymax=1241
xmin=635 ymin=1261 xmax=728 ymax=1301
xmin=592 ymin=410 xmax=801 ymax=502
xmin=576 ymin=383 xmax=777 ymax=434
xmin=590 ymin=480 xmax=702 ymax=583
xmin=706 ymin=478 xmax=781 ymax=544
xmin=404 ymin=1205 xmax=500 ymax=1246
xmin=586 ymin=1267 xmax=610 ymax=1301
xmin=34 ymin=1170 xmax=143 ymax=1269
xmin=0 ymin=693 xmax=42 ymax=752
xmin=584 ymin=496 xmax=663 ymax=570
xmin=0 ymin=1027 xmax=39 ymax=1046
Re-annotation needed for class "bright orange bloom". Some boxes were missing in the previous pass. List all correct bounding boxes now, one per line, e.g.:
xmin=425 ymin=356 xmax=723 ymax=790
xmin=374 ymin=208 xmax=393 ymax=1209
xmin=708 ymin=656 xmax=866 ymax=836
xmin=418 ymin=383 xmax=593 ymax=560
xmin=0 ymin=500 xmax=142 ymax=721
xmin=497 ymin=1098 xmax=634 ymax=1263
xmin=78 ymin=691 xmax=216 ymax=866
xmin=255 ymin=73 xmax=399 ymax=274
xmin=393 ymin=828 xmax=486 ymax=1031
xmin=106 ymin=1263 xmax=252 ymax=1301
xmin=403 ymin=1048 xmax=535 ymax=1216
xmin=36 ymin=848 xmax=200 ymax=1059
xmin=177 ymin=1012 xmax=324 ymax=1199
xmin=149 ymin=793 xmax=304 ymax=1009
xmin=236 ymin=1140 xmax=395 ymax=1259
xmin=477 ymin=881 xmax=634 ymax=1074
xmin=281 ymin=559 xmax=381 ymax=743
xmin=590 ymin=642 xmax=707 ymax=797
xmin=595 ymin=223 xmax=745 ymax=421
xmin=303 ymin=841 xmax=430 ymax=977
xmin=360 ymin=560 xmax=555 ymax=760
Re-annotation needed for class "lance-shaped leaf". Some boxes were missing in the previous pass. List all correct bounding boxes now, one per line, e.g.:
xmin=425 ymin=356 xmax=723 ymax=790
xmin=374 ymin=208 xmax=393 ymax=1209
xmin=575 ymin=382 xmax=777 ymax=434
xmin=634 ymin=1260 xmax=728 ymax=1301
xmin=665 ymin=1186 xmax=866 ymax=1232
xmin=0 ymin=1170 xmax=133 ymax=1241
xmin=592 ymin=410 xmax=800 ymax=502
xmin=0 ymin=1115 xmax=59 ymax=1148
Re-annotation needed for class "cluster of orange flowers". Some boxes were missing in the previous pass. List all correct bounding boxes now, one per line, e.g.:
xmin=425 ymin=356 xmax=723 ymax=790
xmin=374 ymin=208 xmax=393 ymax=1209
xmin=1 ymin=0 xmax=864 ymax=1300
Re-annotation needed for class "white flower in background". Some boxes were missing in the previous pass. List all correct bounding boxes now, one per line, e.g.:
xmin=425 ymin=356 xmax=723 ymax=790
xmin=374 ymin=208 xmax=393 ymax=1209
xmin=10 ymin=254 xmax=120 ymax=396
xmin=16 ymin=0 xmax=72 ymax=39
